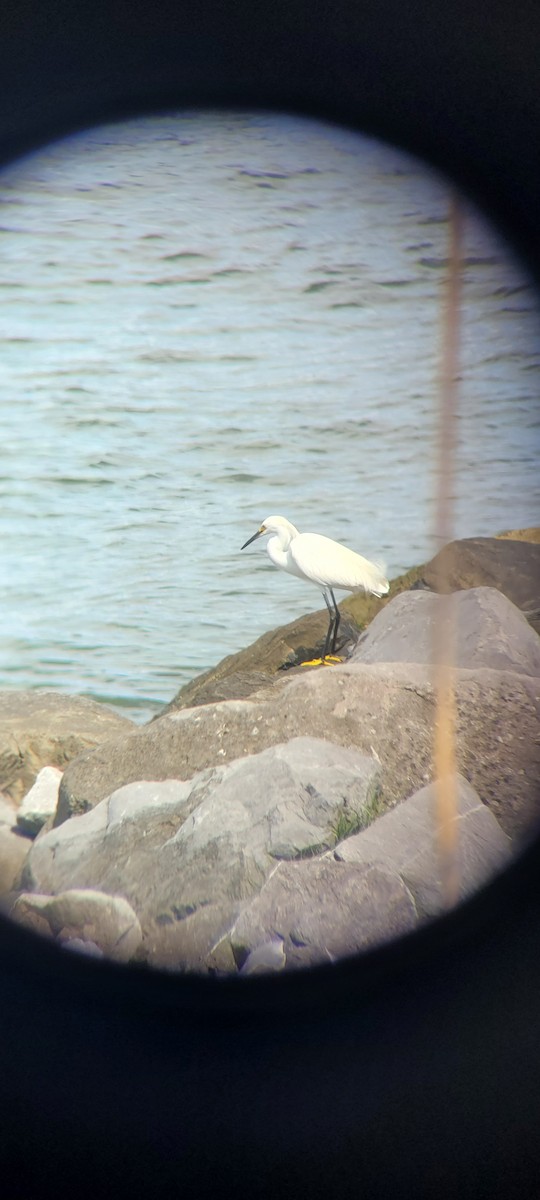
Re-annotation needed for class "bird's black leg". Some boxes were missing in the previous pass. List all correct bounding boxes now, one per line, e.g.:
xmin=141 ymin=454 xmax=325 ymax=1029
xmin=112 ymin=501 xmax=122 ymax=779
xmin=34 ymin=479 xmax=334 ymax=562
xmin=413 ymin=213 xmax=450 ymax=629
xmin=322 ymin=591 xmax=333 ymax=657
xmin=329 ymin=588 xmax=340 ymax=654
xmin=322 ymin=590 xmax=339 ymax=658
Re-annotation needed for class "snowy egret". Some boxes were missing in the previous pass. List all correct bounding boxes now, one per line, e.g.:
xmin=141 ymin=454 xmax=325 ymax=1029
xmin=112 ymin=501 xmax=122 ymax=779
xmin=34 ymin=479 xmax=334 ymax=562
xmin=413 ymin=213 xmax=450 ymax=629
xmin=241 ymin=515 xmax=389 ymax=661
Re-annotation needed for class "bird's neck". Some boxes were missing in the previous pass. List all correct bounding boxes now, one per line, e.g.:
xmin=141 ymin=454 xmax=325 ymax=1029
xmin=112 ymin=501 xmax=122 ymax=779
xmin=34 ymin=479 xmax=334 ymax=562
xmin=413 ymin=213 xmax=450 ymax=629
xmin=267 ymin=521 xmax=298 ymax=566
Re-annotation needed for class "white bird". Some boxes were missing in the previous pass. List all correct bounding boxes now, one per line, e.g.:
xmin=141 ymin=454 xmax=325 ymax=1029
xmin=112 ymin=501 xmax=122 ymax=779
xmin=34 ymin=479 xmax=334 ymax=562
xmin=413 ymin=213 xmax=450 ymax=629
xmin=241 ymin=514 xmax=389 ymax=661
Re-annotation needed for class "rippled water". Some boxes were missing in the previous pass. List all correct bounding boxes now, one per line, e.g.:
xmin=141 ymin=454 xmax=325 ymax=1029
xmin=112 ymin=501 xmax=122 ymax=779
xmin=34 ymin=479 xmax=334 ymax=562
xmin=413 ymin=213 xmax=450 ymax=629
xmin=1 ymin=111 xmax=539 ymax=720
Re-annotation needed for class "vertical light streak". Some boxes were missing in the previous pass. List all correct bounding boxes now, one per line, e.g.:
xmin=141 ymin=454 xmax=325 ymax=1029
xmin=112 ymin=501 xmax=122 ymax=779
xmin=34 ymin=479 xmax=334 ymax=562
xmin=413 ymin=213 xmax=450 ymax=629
xmin=433 ymin=191 xmax=462 ymax=909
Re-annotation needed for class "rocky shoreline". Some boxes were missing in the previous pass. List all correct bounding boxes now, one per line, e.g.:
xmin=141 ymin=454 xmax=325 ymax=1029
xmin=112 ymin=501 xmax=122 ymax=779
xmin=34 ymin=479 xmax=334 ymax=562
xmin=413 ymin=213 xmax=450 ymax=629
xmin=1 ymin=531 xmax=539 ymax=974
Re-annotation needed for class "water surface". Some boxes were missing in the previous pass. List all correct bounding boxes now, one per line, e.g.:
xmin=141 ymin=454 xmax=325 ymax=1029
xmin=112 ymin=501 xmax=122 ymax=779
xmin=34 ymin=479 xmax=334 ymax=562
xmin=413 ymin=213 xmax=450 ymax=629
xmin=1 ymin=111 xmax=538 ymax=719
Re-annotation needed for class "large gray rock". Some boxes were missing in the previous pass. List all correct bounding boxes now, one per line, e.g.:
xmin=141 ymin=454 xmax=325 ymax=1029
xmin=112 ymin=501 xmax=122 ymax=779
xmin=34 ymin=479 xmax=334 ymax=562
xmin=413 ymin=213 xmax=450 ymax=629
xmin=334 ymin=776 xmax=512 ymax=919
xmin=229 ymin=859 xmax=418 ymax=970
xmin=0 ymin=690 xmax=134 ymax=805
xmin=351 ymin=587 xmax=540 ymax=676
xmin=0 ymin=794 xmax=17 ymax=825
xmin=22 ymin=777 xmax=211 ymax=910
xmin=145 ymin=902 xmax=241 ymax=974
xmin=23 ymin=738 xmax=381 ymax=969
xmin=11 ymin=889 xmax=142 ymax=962
xmin=0 ymin=825 xmax=32 ymax=895
xmin=56 ymin=662 xmax=540 ymax=839
xmin=419 ymin=536 xmax=540 ymax=625
xmin=0 ymin=792 xmax=30 ymax=898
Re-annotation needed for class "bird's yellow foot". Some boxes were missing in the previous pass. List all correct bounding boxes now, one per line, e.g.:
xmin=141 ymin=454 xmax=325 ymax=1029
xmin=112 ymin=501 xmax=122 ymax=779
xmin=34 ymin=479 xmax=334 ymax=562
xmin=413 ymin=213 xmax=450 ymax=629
xmin=299 ymin=655 xmax=344 ymax=667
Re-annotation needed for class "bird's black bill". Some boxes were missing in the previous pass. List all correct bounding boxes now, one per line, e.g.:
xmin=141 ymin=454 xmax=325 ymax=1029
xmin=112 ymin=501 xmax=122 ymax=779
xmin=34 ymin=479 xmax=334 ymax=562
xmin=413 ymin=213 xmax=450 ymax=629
xmin=241 ymin=529 xmax=262 ymax=550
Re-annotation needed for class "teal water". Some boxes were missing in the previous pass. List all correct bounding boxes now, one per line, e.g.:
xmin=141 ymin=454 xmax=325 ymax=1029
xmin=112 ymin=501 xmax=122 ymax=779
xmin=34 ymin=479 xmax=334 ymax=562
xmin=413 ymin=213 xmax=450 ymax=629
xmin=1 ymin=111 xmax=538 ymax=720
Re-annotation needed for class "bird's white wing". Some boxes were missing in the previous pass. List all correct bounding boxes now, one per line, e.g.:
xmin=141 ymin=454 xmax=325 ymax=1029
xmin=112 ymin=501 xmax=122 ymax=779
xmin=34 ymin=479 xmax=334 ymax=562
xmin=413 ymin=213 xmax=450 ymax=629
xmin=290 ymin=533 xmax=388 ymax=595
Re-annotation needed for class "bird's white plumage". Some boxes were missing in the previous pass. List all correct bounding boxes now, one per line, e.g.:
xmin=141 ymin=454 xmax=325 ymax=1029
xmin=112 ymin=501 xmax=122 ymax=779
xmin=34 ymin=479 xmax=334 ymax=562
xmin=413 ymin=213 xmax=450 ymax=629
xmin=241 ymin=514 xmax=389 ymax=659
xmin=289 ymin=532 xmax=387 ymax=594
xmin=246 ymin=514 xmax=389 ymax=598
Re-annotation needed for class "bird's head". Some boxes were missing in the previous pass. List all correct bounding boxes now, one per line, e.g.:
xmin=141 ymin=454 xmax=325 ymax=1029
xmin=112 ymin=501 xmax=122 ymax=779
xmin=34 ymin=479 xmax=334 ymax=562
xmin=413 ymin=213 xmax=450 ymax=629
xmin=241 ymin=515 xmax=296 ymax=549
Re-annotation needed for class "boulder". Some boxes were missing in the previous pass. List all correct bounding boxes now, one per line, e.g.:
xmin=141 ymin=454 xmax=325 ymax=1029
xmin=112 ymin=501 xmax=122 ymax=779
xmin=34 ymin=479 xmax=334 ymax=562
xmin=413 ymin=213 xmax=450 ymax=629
xmin=229 ymin=859 xmax=418 ymax=970
xmin=23 ymin=777 xmax=206 ymax=903
xmin=16 ymin=766 xmax=64 ymax=836
xmin=0 ymin=825 xmax=32 ymax=895
xmin=11 ymin=889 xmax=142 ymax=962
xmin=0 ymin=690 xmax=134 ymax=805
xmin=56 ymin=662 xmax=540 ymax=840
xmin=23 ymin=738 xmax=381 ymax=969
xmin=0 ymin=794 xmax=17 ymax=825
xmin=417 ymin=537 xmax=540 ymax=631
xmin=145 ymin=903 xmax=242 ymax=974
xmin=351 ymin=587 xmax=540 ymax=676
xmin=334 ymin=776 xmax=512 ymax=919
